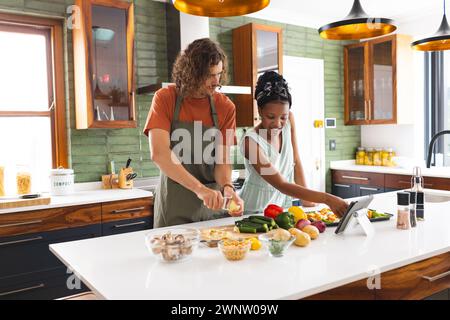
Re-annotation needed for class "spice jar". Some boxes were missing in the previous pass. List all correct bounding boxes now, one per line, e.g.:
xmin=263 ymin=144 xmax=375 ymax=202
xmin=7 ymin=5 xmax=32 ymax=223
xmin=16 ymin=165 xmax=32 ymax=195
xmin=364 ymin=148 xmax=374 ymax=166
xmin=397 ymin=192 xmax=411 ymax=230
xmin=356 ymin=147 xmax=366 ymax=165
xmin=0 ymin=166 xmax=5 ymax=197
xmin=373 ymin=148 xmax=382 ymax=166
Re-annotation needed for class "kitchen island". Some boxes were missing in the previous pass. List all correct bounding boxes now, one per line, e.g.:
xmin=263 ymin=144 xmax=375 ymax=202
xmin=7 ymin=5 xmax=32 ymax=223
xmin=49 ymin=191 xmax=450 ymax=300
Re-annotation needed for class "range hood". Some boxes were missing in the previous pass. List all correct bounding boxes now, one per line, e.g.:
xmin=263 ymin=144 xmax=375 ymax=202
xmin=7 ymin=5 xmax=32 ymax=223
xmin=136 ymin=2 xmax=250 ymax=96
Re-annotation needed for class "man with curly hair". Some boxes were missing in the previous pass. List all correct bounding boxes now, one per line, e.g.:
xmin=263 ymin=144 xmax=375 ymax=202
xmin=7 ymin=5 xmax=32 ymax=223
xmin=144 ymin=38 xmax=244 ymax=227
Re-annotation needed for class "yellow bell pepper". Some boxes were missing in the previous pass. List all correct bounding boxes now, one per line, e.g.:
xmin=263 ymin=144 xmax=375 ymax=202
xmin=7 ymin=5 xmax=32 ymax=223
xmin=288 ymin=206 xmax=307 ymax=223
xmin=249 ymin=237 xmax=262 ymax=251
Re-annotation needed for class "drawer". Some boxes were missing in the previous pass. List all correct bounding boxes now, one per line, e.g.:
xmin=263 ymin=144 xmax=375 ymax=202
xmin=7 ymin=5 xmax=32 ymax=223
xmin=332 ymin=170 xmax=384 ymax=187
xmin=384 ymin=174 xmax=450 ymax=191
xmin=102 ymin=197 xmax=153 ymax=223
xmin=376 ymin=252 xmax=450 ymax=300
xmin=304 ymin=278 xmax=375 ymax=300
xmin=102 ymin=216 xmax=153 ymax=236
xmin=0 ymin=224 xmax=101 ymax=279
xmin=0 ymin=267 xmax=88 ymax=300
xmin=0 ymin=203 xmax=101 ymax=237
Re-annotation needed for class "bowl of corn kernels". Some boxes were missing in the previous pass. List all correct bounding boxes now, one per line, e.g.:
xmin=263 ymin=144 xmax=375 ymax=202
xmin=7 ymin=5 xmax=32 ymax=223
xmin=218 ymin=239 xmax=251 ymax=261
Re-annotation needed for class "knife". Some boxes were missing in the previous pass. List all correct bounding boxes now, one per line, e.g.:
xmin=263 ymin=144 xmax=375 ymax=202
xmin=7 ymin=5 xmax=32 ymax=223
xmin=125 ymin=158 xmax=132 ymax=169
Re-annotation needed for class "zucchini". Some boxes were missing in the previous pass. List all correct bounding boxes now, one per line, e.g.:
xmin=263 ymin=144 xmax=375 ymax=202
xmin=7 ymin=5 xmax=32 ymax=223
xmin=236 ymin=221 xmax=268 ymax=233
xmin=238 ymin=225 xmax=257 ymax=234
xmin=249 ymin=216 xmax=276 ymax=227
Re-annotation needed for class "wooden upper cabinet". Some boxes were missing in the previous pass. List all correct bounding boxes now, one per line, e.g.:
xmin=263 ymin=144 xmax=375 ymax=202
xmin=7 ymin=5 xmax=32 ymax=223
xmin=232 ymin=23 xmax=283 ymax=127
xmin=344 ymin=34 xmax=413 ymax=126
xmin=73 ymin=0 xmax=136 ymax=129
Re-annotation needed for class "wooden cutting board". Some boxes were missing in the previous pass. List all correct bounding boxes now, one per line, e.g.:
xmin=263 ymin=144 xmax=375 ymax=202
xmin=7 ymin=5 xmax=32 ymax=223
xmin=0 ymin=197 xmax=51 ymax=210
xmin=200 ymin=225 xmax=264 ymax=241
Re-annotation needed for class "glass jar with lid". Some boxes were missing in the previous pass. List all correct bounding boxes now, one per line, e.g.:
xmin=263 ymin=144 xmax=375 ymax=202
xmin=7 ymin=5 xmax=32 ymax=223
xmin=364 ymin=148 xmax=374 ymax=166
xmin=356 ymin=147 xmax=366 ymax=165
xmin=373 ymin=148 xmax=382 ymax=166
xmin=387 ymin=148 xmax=395 ymax=167
xmin=16 ymin=165 xmax=32 ymax=195
xmin=381 ymin=149 xmax=389 ymax=166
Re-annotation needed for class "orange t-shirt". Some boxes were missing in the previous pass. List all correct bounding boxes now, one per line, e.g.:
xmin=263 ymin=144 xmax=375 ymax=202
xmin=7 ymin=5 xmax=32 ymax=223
xmin=143 ymin=85 xmax=236 ymax=145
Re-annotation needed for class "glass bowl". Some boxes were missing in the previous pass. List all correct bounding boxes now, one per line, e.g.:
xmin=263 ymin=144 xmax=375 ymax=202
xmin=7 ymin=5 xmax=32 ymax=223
xmin=259 ymin=233 xmax=295 ymax=257
xmin=144 ymin=228 xmax=200 ymax=263
xmin=218 ymin=238 xmax=251 ymax=261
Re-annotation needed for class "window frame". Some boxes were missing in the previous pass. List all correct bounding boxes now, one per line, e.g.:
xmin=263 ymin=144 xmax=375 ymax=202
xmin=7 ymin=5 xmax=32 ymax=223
xmin=0 ymin=13 xmax=68 ymax=169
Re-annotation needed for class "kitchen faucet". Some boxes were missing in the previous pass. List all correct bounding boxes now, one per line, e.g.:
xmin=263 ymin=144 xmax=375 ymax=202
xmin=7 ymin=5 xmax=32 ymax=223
xmin=426 ymin=130 xmax=450 ymax=168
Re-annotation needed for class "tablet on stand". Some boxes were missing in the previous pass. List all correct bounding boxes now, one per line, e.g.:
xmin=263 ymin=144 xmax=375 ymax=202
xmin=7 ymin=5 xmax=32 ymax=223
xmin=335 ymin=195 xmax=375 ymax=237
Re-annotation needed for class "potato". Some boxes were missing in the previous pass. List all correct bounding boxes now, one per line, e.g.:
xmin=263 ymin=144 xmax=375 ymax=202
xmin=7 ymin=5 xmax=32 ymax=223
xmin=267 ymin=228 xmax=291 ymax=241
xmin=290 ymin=229 xmax=311 ymax=247
xmin=302 ymin=225 xmax=319 ymax=240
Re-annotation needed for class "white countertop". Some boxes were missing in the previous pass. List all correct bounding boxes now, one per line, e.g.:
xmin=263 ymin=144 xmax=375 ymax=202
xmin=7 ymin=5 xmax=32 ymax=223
xmin=0 ymin=188 xmax=153 ymax=215
xmin=49 ymin=190 xmax=450 ymax=300
xmin=330 ymin=160 xmax=450 ymax=178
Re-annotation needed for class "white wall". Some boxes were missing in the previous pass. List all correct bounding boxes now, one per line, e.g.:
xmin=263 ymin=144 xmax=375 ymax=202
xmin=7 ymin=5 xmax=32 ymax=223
xmin=179 ymin=12 xmax=210 ymax=50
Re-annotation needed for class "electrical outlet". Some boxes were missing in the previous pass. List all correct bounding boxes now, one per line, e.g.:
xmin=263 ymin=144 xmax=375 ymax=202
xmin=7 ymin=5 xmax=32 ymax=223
xmin=329 ymin=140 xmax=336 ymax=151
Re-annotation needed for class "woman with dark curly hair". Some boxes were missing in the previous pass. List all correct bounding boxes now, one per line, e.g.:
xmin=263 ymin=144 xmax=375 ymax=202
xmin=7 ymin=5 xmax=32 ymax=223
xmin=239 ymin=71 xmax=348 ymax=216
xmin=144 ymin=38 xmax=244 ymax=228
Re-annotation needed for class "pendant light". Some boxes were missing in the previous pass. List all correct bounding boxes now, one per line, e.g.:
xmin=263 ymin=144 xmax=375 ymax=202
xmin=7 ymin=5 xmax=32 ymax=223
xmin=412 ymin=0 xmax=450 ymax=51
xmin=172 ymin=0 xmax=270 ymax=17
xmin=319 ymin=0 xmax=396 ymax=40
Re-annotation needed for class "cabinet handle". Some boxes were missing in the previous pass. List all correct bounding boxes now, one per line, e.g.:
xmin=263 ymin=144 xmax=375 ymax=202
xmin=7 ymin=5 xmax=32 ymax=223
xmin=359 ymin=186 xmax=379 ymax=191
xmin=342 ymin=175 xmax=369 ymax=181
xmin=398 ymin=180 xmax=411 ymax=185
xmin=0 ymin=283 xmax=45 ymax=297
xmin=424 ymin=183 xmax=433 ymax=187
xmin=0 ymin=236 xmax=43 ymax=247
xmin=111 ymin=207 xmax=145 ymax=214
xmin=334 ymin=184 xmax=351 ymax=188
xmin=113 ymin=221 xmax=147 ymax=229
xmin=421 ymin=270 xmax=450 ymax=282
xmin=0 ymin=220 xmax=43 ymax=229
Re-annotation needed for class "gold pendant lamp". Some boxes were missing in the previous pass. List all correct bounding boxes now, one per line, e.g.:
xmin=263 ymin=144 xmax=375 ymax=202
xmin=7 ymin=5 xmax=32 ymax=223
xmin=319 ymin=0 xmax=396 ymax=40
xmin=412 ymin=0 xmax=450 ymax=51
xmin=172 ymin=0 xmax=270 ymax=17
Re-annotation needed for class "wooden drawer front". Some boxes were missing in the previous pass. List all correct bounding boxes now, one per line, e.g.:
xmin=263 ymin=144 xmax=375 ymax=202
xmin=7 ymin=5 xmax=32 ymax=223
xmin=332 ymin=170 xmax=384 ymax=187
xmin=304 ymin=278 xmax=375 ymax=300
xmin=385 ymin=174 xmax=450 ymax=191
xmin=102 ymin=197 xmax=152 ymax=223
xmin=376 ymin=252 xmax=450 ymax=300
xmin=0 ymin=204 xmax=102 ymax=237
xmin=0 ymin=224 xmax=101 ymax=279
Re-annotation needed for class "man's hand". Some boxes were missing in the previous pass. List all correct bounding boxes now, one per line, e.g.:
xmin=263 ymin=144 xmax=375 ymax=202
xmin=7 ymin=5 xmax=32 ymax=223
xmin=196 ymin=186 xmax=224 ymax=211
xmin=223 ymin=186 xmax=244 ymax=217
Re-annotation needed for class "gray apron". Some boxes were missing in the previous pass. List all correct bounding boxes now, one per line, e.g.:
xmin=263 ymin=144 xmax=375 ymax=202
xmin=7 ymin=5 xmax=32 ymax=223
xmin=153 ymin=94 xmax=228 ymax=228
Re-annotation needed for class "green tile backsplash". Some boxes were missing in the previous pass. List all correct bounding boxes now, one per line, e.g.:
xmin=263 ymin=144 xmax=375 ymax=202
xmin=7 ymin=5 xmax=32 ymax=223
xmin=0 ymin=1 xmax=360 ymax=191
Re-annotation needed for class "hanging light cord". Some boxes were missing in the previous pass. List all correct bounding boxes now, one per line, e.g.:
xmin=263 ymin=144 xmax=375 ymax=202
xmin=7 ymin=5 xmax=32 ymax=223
xmin=445 ymin=0 xmax=447 ymax=15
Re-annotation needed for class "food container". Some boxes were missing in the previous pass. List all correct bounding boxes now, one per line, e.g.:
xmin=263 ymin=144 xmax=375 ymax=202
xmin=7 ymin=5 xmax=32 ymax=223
xmin=218 ymin=239 xmax=251 ymax=261
xmin=50 ymin=167 xmax=75 ymax=196
xmin=259 ymin=233 xmax=295 ymax=257
xmin=145 ymin=228 xmax=200 ymax=263
xmin=16 ymin=165 xmax=31 ymax=195
xmin=0 ymin=166 xmax=5 ymax=197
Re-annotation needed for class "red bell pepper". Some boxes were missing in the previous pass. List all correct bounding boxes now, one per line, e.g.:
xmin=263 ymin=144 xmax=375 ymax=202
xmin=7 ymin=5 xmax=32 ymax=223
xmin=264 ymin=204 xmax=284 ymax=219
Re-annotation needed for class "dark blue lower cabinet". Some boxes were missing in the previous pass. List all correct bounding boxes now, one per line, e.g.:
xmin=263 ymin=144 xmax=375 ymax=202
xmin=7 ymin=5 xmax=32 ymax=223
xmin=332 ymin=183 xmax=357 ymax=199
xmin=0 ymin=267 xmax=88 ymax=300
xmin=102 ymin=216 xmax=153 ymax=236
xmin=0 ymin=224 xmax=101 ymax=300
xmin=357 ymin=185 xmax=385 ymax=197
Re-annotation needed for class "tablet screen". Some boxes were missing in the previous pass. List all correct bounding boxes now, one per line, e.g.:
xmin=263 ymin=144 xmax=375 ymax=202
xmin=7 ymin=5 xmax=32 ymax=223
xmin=335 ymin=195 xmax=374 ymax=234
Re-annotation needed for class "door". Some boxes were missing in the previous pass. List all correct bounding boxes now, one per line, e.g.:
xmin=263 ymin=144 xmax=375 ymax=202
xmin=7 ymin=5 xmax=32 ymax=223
xmin=283 ymin=56 xmax=325 ymax=192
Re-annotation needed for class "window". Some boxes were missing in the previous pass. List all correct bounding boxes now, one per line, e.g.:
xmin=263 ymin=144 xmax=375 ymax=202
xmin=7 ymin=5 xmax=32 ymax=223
xmin=0 ymin=14 xmax=67 ymax=194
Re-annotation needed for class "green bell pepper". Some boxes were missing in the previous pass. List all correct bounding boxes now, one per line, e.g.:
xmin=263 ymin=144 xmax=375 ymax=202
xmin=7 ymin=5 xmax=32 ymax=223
xmin=274 ymin=212 xmax=295 ymax=230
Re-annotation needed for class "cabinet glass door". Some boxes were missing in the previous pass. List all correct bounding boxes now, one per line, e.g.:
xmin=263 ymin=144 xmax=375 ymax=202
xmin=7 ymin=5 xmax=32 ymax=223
xmin=346 ymin=45 xmax=367 ymax=121
xmin=371 ymin=40 xmax=394 ymax=121
xmin=256 ymin=30 xmax=279 ymax=75
xmin=91 ymin=4 xmax=130 ymax=122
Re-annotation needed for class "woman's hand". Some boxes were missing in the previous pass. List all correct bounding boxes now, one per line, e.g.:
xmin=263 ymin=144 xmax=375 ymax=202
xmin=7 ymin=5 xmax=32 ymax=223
xmin=324 ymin=194 xmax=348 ymax=217
xmin=223 ymin=186 xmax=244 ymax=217
xmin=196 ymin=186 xmax=224 ymax=211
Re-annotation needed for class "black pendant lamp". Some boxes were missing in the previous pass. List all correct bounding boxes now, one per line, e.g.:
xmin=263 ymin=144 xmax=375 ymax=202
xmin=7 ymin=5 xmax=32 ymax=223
xmin=172 ymin=0 xmax=270 ymax=17
xmin=412 ymin=0 xmax=450 ymax=51
xmin=319 ymin=0 xmax=396 ymax=40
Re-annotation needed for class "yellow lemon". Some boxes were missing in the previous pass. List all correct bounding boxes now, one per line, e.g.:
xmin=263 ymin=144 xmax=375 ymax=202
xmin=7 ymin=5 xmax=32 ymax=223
xmin=288 ymin=206 xmax=307 ymax=223
xmin=249 ymin=237 xmax=262 ymax=251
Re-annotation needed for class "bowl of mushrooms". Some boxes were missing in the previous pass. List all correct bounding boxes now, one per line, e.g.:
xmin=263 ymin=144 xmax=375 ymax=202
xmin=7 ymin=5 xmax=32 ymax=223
xmin=145 ymin=228 xmax=200 ymax=263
